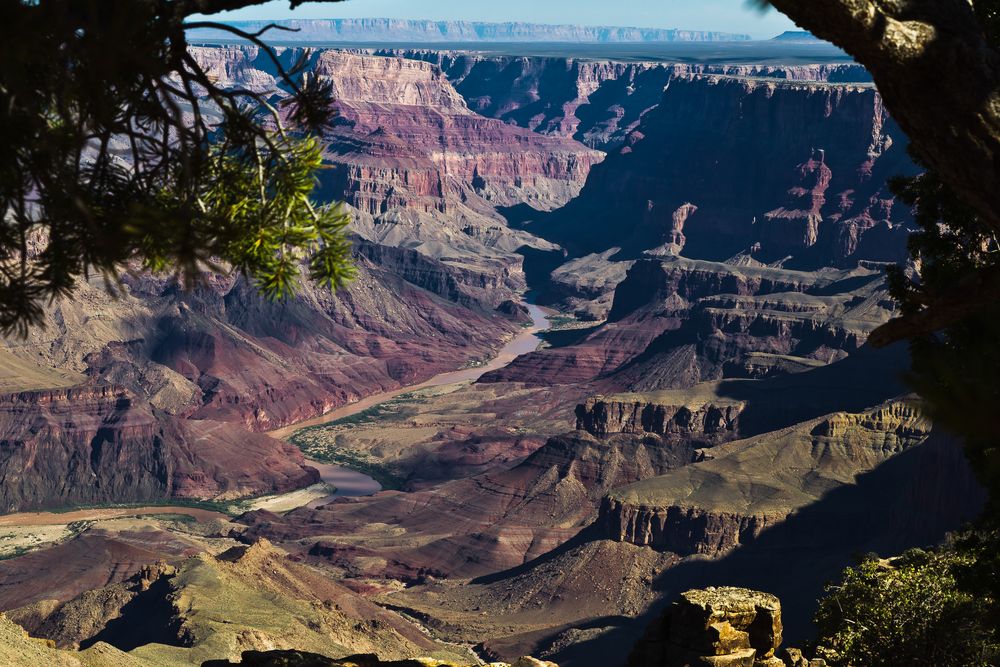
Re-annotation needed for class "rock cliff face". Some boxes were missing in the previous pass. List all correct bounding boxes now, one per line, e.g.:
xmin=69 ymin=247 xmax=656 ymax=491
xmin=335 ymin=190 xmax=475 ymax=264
xmin=191 ymin=19 xmax=749 ymax=43
xmin=484 ymin=257 xmax=896 ymax=390
xmin=379 ymin=54 xmax=870 ymax=150
xmin=599 ymin=400 xmax=932 ymax=556
xmin=0 ymin=385 xmax=318 ymax=512
xmin=536 ymin=74 xmax=914 ymax=267
xmin=575 ymin=395 xmax=745 ymax=440
xmin=192 ymin=46 xmax=603 ymax=269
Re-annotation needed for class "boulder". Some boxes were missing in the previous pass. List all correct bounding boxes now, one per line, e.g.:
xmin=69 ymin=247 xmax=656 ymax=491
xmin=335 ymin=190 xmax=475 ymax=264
xmin=628 ymin=587 xmax=783 ymax=667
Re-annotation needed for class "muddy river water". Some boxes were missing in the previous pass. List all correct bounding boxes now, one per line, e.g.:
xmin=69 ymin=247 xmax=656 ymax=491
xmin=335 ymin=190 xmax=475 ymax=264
xmin=0 ymin=303 xmax=551 ymax=527
xmin=284 ymin=302 xmax=553 ymax=503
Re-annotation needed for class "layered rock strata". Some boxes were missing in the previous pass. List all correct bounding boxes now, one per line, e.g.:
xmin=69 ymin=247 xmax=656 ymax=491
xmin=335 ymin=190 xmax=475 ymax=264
xmin=380 ymin=54 xmax=870 ymax=150
xmin=536 ymin=74 xmax=913 ymax=267
xmin=0 ymin=386 xmax=318 ymax=512
xmin=628 ymin=587 xmax=784 ymax=667
xmin=483 ymin=258 xmax=896 ymax=390
xmin=600 ymin=401 xmax=932 ymax=556
xmin=575 ymin=395 xmax=745 ymax=439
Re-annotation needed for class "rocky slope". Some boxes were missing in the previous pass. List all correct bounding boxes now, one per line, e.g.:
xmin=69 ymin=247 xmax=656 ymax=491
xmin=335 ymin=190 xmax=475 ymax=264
xmin=1 ymin=539 xmax=478 ymax=666
xmin=190 ymin=19 xmax=749 ymax=43
xmin=238 ymin=431 xmax=696 ymax=580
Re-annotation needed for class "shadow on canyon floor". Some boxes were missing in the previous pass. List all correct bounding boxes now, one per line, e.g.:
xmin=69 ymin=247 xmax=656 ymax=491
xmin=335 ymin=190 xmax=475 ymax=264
xmin=548 ymin=428 xmax=986 ymax=667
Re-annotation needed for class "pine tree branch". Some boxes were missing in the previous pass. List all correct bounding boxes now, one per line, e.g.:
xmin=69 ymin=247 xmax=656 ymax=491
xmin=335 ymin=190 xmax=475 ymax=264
xmin=868 ymin=265 xmax=1000 ymax=347
xmin=172 ymin=0 xmax=345 ymax=18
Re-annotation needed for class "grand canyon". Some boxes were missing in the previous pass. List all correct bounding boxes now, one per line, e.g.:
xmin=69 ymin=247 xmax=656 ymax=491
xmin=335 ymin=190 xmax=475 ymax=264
xmin=0 ymin=16 xmax=985 ymax=667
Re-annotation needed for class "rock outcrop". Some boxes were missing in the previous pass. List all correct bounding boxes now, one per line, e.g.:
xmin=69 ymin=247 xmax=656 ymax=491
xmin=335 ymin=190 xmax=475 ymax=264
xmin=575 ymin=394 xmax=745 ymax=440
xmin=600 ymin=400 xmax=932 ymax=556
xmin=629 ymin=587 xmax=784 ymax=667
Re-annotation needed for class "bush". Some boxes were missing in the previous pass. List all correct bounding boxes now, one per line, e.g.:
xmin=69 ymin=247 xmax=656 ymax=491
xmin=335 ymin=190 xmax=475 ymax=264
xmin=814 ymin=539 xmax=999 ymax=666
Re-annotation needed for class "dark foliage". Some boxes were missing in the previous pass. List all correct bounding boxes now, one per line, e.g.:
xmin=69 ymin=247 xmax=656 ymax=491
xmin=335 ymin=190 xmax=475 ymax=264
xmin=0 ymin=0 xmax=351 ymax=336
xmin=814 ymin=541 xmax=999 ymax=666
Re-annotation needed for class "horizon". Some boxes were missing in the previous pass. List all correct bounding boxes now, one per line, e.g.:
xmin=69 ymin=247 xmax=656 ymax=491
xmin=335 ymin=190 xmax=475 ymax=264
xmin=192 ymin=0 xmax=799 ymax=40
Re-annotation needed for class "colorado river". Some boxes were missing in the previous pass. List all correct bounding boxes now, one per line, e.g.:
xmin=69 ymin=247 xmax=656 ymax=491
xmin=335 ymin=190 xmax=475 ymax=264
xmin=273 ymin=302 xmax=553 ymax=502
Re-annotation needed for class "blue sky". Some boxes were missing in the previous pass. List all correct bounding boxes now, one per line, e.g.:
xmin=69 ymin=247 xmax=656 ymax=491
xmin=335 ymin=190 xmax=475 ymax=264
xmin=198 ymin=1 xmax=798 ymax=40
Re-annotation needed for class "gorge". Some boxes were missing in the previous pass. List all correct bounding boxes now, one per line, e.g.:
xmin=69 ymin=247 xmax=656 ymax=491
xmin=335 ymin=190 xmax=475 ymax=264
xmin=0 ymin=36 xmax=984 ymax=667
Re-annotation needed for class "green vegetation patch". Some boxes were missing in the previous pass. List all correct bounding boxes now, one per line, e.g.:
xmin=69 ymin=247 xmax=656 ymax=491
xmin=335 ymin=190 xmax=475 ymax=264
xmin=815 ymin=533 xmax=1000 ymax=666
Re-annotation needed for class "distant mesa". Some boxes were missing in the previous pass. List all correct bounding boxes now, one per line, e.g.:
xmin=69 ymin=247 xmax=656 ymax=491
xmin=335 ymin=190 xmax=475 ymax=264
xmin=772 ymin=30 xmax=824 ymax=42
xmin=188 ymin=18 xmax=751 ymax=43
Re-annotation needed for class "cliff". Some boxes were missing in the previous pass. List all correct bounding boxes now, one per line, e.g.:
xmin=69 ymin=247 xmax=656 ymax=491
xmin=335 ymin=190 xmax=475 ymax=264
xmin=575 ymin=394 xmax=745 ymax=440
xmin=190 ymin=19 xmax=750 ymax=43
xmin=599 ymin=400 xmax=932 ymax=555
xmin=482 ymin=257 xmax=896 ymax=389
xmin=191 ymin=47 xmax=603 ymax=265
xmin=0 ymin=385 xmax=319 ymax=512
xmin=372 ymin=53 xmax=871 ymax=150
xmin=536 ymin=73 xmax=914 ymax=268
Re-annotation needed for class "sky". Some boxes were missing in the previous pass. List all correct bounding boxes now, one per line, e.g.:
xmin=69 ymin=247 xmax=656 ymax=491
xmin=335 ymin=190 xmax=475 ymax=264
xmin=199 ymin=1 xmax=799 ymax=40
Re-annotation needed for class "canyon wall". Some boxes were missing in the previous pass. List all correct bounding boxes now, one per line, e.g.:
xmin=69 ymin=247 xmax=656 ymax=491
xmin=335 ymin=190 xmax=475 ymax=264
xmin=371 ymin=53 xmax=871 ymax=150
xmin=0 ymin=386 xmax=318 ymax=512
xmin=536 ymin=73 xmax=913 ymax=268
xmin=484 ymin=257 xmax=895 ymax=390
xmin=599 ymin=401 xmax=933 ymax=556
xmin=190 ymin=19 xmax=749 ymax=43
xmin=575 ymin=394 xmax=745 ymax=440
xmin=192 ymin=46 xmax=603 ymax=271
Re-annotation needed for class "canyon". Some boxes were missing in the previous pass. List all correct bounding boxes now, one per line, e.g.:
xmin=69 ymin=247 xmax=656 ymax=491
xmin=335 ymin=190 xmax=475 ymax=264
xmin=189 ymin=19 xmax=750 ymax=44
xmin=0 ymin=40 xmax=985 ymax=667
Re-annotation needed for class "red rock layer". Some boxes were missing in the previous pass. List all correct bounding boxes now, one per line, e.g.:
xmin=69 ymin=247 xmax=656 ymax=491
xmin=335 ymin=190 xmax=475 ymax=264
xmin=0 ymin=385 xmax=319 ymax=512
xmin=374 ymin=52 xmax=871 ymax=150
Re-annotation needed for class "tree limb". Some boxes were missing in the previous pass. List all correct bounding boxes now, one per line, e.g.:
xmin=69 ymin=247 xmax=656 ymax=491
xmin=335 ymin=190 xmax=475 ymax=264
xmin=172 ymin=0 xmax=345 ymax=19
xmin=869 ymin=265 xmax=1000 ymax=346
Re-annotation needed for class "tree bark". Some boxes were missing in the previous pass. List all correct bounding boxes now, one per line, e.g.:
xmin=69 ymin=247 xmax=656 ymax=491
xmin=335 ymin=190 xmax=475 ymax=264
xmin=769 ymin=0 xmax=1000 ymax=233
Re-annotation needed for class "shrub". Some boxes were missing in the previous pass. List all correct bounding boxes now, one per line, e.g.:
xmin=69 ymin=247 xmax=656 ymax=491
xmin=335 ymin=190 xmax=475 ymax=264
xmin=814 ymin=540 xmax=999 ymax=666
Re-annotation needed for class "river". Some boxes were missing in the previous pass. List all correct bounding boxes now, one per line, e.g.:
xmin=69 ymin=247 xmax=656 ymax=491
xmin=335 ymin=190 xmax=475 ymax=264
xmin=0 ymin=303 xmax=551 ymax=527
xmin=276 ymin=302 xmax=553 ymax=504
